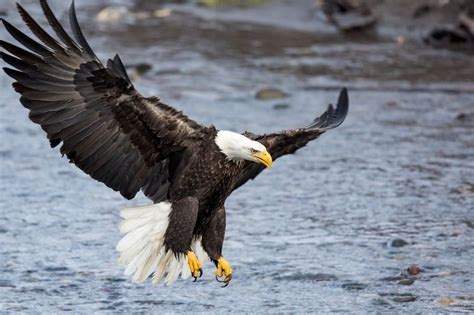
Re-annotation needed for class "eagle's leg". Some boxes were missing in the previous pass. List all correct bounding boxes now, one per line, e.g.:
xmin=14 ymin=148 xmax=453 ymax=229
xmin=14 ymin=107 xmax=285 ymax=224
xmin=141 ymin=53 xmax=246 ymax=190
xmin=202 ymin=207 xmax=232 ymax=287
xmin=163 ymin=197 xmax=202 ymax=281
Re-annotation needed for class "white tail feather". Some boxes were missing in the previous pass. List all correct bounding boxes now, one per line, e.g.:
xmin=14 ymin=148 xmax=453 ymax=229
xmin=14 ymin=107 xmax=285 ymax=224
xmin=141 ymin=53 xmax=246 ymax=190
xmin=117 ymin=202 xmax=191 ymax=285
xmin=191 ymin=236 xmax=209 ymax=263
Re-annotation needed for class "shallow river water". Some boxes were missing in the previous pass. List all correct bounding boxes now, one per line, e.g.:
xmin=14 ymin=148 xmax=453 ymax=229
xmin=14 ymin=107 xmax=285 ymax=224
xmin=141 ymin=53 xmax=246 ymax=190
xmin=1 ymin=0 xmax=473 ymax=313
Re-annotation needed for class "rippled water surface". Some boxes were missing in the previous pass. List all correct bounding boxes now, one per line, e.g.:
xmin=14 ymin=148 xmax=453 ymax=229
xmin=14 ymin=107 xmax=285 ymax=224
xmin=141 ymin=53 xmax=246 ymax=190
xmin=1 ymin=0 xmax=473 ymax=313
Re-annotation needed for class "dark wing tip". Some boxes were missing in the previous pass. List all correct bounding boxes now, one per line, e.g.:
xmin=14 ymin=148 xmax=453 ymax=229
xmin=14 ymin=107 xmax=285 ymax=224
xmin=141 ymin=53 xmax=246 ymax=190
xmin=334 ymin=87 xmax=349 ymax=126
xmin=306 ymin=87 xmax=349 ymax=130
xmin=68 ymin=0 xmax=98 ymax=61
xmin=15 ymin=2 xmax=24 ymax=11
xmin=1 ymin=17 xmax=12 ymax=28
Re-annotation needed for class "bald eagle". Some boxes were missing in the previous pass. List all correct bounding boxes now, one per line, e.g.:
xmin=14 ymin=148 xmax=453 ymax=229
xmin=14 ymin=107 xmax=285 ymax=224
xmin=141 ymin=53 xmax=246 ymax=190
xmin=1 ymin=1 xmax=349 ymax=287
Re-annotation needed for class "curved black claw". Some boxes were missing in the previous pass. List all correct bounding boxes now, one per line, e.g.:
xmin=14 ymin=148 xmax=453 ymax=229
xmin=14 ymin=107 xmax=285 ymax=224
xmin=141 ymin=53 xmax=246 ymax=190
xmin=215 ymin=273 xmax=232 ymax=287
xmin=192 ymin=269 xmax=203 ymax=282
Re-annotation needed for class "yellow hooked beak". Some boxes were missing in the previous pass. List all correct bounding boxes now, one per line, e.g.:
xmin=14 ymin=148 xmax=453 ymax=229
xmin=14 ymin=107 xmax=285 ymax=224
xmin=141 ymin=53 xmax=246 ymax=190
xmin=253 ymin=150 xmax=273 ymax=168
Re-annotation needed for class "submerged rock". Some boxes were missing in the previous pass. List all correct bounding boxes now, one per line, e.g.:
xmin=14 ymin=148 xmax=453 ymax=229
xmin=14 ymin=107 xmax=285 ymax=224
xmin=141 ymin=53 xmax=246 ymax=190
xmin=341 ymin=282 xmax=368 ymax=291
xmin=126 ymin=63 xmax=153 ymax=80
xmin=96 ymin=6 xmax=129 ymax=23
xmin=96 ymin=6 xmax=172 ymax=23
xmin=255 ymin=88 xmax=288 ymax=100
xmin=407 ymin=264 xmax=422 ymax=275
xmin=273 ymin=103 xmax=290 ymax=110
xmin=154 ymin=8 xmax=172 ymax=18
xmin=455 ymin=112 xmax=474 ymax=122
xmin=436 ymin=296 xmax=473 ymax=306
xmin=379 ymin=292 xmax=417 ymax=303
xmin=277 ymin=272 xmax=338 ymax=282
xmin=398 ymin=278 xmax=414 ymax=285
xmin=392 ymin=295 xmax=416 ymax=303
xmin=319 ymin=0 xmax=377 ymax=32
xmin=424 ymin=10 xmax=474 ymax=51
xmin=198 ymin=0 xmax=269 ymax=8
xmin=387 ymin=239 xmax=408 ymax=248
xmin=132 ymin=63 xmax=153 ymax=76
xmin=385 ymin=101 xmax=398 ymax=107
xmin=413 ymin=4 xmax=432 ymax=19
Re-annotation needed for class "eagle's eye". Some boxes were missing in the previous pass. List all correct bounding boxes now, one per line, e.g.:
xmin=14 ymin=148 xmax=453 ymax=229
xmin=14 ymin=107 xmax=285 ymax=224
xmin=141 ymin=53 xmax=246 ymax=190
xmin=250 ymin=148 xmax=258 ymax=154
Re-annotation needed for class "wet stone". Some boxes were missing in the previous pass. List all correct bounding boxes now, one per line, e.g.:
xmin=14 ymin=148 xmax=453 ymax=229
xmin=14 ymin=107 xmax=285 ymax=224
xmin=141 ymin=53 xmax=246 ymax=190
xmin=273 ymin=103 xmax=290 ymax=110
xmin=135 ymin=300 xmax=167 ymax=306
xmin=398 ymin=278 xmax=414 ymax=285
xmin=255 ymin=88 xmax=288 ymax=100
xmin=392 ymin=295 xmax=416 ymax=303
xmin=436 ymin=296 xmax=473 ymax=306
xmin=463 ymin=220 xmax=474 ymax=229
xmin=96 ymin=6 xmax=129 ymax=23
xmin=387 ymin=239 xmax=409 ymax=248
xmin=341 ymin=282 xmax=368 ymax=291
xmin=309 ymin=273 xmax=338 ymax=281
xmin=133 ymin=63 xmax=153 ymax=76
xmin=437 ymin=297 xmax=455 ymax=305
xmin=198 ymin=0 xmax=271 ymax=8
xmin=413 ymin=4 xmax=432 ymax=18
xmin=424 ymin=13 xmax=474 ymax=51
xmin=105 ymin=277 xmax=126 ymax=283
xmin=277 ymin=272 xmax=337 ymax=282
xmin=407 ymin=265 xmax=422 ymax=275
xmin=464 ymin=183 xmax=474 ymax=194
xmin=455 ymin=112 xmax=474 ymax=122
xmin=379 ymin=292 xmax=417 ymax=303
xmin=385 ymin=101 xmax=398 ymax=107
xmin=320 ymin=0 xmax=377 ymax=32
xmin=44 ymin=266 xmax=69 ymax=272
xmin=380 ymin=275 xmax=404 ymax=282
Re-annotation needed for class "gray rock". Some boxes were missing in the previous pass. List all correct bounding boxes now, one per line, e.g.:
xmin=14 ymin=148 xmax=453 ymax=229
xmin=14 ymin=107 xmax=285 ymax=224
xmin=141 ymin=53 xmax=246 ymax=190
xmin=392 ymin=295 xmax=416 ymax=303
xmin=387 ymin=239 xmax=409 ymax=247
xmin=398 ymin=278 xmax=415 ymax=285
xmin=273 ymin=103 xmax=290 ymax=110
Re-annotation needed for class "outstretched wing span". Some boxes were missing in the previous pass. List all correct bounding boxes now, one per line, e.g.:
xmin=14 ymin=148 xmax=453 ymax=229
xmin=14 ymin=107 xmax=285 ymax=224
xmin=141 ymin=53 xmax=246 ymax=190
xmin=234 ymin=88 xmax=349 ymax=190
xmin=0 ymin=1 xmax=205 ymax=200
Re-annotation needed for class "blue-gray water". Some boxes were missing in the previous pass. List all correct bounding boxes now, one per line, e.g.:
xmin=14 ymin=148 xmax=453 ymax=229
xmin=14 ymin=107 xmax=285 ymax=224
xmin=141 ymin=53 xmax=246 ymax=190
xmin=1 ymin=0 xmax=473 ymax=313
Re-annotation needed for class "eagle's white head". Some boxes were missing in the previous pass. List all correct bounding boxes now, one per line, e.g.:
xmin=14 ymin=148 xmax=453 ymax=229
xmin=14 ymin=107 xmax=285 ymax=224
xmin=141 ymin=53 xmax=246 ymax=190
xmin=215 ymin=130 xmax=273 ymax=167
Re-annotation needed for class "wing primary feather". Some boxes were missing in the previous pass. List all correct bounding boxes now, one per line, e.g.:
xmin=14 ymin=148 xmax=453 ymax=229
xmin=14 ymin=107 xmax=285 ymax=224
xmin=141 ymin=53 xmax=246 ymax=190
xmin=0 ymin=40 xmax=44 ymax=64
xmin=16 ymin=3 xmax=66 ymax=53
xmin=1 ymin=19 xmax=53 ymax=57
xmin=39 ymin=0 xmax=82 ymax=53
xmin=306 ymin=88 xmax=348 ymax=130
xmin=68 ymin=0 xmax=99 ymax=61
xmin=334 ymin=87 xmax=349 ymax=127
xmin=1 ymin=52 xmax=31 ymax=71
xmin=3 ymin=67 xmax=32 ymax=83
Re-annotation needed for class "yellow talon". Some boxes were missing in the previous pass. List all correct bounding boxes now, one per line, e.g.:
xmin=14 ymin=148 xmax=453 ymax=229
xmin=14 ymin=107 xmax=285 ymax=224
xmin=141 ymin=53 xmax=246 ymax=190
xmin=216 ymin=256 xmax=232 ymax=287
xmin=186 ymin=251 xmax=202 ymax=281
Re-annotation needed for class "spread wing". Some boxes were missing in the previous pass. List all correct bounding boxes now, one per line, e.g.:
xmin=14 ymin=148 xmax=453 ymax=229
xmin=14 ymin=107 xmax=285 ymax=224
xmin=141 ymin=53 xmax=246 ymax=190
xmin=234 ymin=88 xmax=349 ymax=191
xmin=1 ymin=1 xmax=206 ymax=200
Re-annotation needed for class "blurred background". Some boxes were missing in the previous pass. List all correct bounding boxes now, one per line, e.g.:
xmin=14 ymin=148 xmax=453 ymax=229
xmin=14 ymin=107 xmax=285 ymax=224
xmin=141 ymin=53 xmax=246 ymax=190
xmin=0 ymin=0 xmax=473 ymax=313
